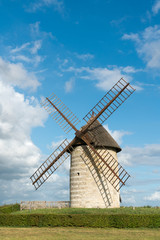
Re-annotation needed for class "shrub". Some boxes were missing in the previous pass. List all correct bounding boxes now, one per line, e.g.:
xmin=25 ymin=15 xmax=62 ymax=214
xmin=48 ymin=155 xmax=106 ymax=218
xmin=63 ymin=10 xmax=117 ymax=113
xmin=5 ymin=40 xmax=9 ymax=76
xmin=0 ymin=214 xmax=160 ymax=228
xmin=0 ymin=204 xmax=20 ymax=214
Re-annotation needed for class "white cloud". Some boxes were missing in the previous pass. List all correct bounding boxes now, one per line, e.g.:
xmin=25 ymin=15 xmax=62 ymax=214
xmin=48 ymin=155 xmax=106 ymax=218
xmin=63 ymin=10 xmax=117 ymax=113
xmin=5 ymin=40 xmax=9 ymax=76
xmin=122 ymin=33 xmax=140 ymax=42
xmin=65 ymin=78 xmax=75 ymax=93
xmin=33 ymin=55 xmax=44 ymax=67
xmin=121 ymin=66 xmax=138 ymax=73
xmin=11 ymin=42 xmax=30 ymax=54
xmin=75 ymin=53 xmax=94 ymax=61
xmin=152 ymin=0 xmax=160 ymax=15
xmin=64 ymin=65 xmax=138 ymax=91
xmin=50 ymin=138 xmax=65 ymax=150
xmin=11 ymin=40 xmax=42 ymax=56
xmin=30 ymin=22 xmax=55 ymax=39
xmin=145 ymin=191 xmax=160 ymax=201
xmin=121 ymin=195 xmax=136 ymax=205
xmin=122 ymin=25 xmax=160 ymax=68
xmin=119 ymin=144 xmax=160 ymax=166
xmin=82 ymin=67 xmax=130 ymax=90
xmin=122 ymin=188 xmax=144 ymax=194
xmin=11 ymin=55 xmax=44 ymax=67
xmin=30 ymin=22 xmax=40 ymax=36
xmin=0 ymin=79 xmax=54 ymax=205
xmin=0 ymin=172 xmax=70 ymax=204
xmin=26 ymin=0 xmax=64 ymax=14
xmin=11 ymin=55 xmax=31 ymax=63
xmin=0 ymin=57 xmax=40 ymax=91
xmin=0 ymin=81 xmax=47 ymax=182
xmin=10 ymin=40 xmax=43 ymax=66
xmin=30 ymin=40 xmax=42 ymax=54
xmin=110 ymin=16 xmax=128 ymax=27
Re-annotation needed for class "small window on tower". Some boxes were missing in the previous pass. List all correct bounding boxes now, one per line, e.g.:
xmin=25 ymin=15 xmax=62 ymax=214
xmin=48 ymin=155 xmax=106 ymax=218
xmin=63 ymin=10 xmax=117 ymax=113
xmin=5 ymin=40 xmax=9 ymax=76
xmin=77 ymin=172 xmax=80 ymax=176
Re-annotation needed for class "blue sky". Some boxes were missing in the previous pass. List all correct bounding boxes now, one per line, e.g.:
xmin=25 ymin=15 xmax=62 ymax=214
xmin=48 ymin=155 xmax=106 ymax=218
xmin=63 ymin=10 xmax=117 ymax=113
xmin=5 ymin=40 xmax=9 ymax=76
xmin=0 ymin=0 xmax=160 ymax=207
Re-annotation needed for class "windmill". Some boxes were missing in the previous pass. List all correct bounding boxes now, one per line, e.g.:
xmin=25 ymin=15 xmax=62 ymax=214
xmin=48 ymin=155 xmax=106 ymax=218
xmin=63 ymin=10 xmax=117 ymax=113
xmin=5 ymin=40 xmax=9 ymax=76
xmin=30 ymin=78 xmax=135 ymax=208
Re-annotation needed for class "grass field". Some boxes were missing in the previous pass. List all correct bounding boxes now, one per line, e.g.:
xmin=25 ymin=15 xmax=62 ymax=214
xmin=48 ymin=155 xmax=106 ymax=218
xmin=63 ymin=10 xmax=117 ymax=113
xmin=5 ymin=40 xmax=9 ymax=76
xmin=13 ymin=206 xmax=160 ymax=215
xmin=0 ymin=227 xmax=160 ymax=240
xmin=1 ymin=206 xmax=160 ymax=239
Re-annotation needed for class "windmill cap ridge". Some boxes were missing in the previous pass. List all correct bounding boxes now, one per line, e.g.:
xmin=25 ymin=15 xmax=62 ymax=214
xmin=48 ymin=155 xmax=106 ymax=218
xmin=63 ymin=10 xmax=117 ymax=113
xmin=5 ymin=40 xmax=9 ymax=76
xmin=73 ymin=118 xmax=121 ymax=153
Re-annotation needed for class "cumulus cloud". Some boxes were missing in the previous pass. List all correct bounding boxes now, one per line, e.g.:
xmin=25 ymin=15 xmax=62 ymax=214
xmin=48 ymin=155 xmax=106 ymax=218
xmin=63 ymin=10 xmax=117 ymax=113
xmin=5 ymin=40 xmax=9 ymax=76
xmin=152 ymin=0 xmax=160 ymax=15
xmin=0 ymin=171 xmax=70 ymax=205
xmin=122 ymin=25 xmax=160 ymax=68
xmin=119 ymin=144 xmax=160 ymax=166
xmin=0 ymin=78 xmax=49 ymax=204
xmin=0 ymin=57 xmax=40 ymax=91
xmin=121 ymin=195 xmax=136 ymax=205
xmin=64 ymin=65 xmax=138 ymax=91
xmin=145 ymin=191 xmax=160 ymax=201
xmin=0 ymin=81 xmax=47 ymax=178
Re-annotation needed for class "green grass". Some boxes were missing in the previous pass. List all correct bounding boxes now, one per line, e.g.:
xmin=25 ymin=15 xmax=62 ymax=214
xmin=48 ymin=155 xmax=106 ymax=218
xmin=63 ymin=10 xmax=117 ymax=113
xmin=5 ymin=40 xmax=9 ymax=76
xmin=0 ymin=227 xmax=160 ymax=240
xmin=12 ymin=206 xmax=160 ymax=215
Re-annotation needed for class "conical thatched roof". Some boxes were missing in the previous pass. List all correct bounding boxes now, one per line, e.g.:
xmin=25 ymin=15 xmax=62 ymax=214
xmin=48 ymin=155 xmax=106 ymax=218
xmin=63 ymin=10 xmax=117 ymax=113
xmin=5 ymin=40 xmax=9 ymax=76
xmin=73 ymin=119 xmax=121 ymax=153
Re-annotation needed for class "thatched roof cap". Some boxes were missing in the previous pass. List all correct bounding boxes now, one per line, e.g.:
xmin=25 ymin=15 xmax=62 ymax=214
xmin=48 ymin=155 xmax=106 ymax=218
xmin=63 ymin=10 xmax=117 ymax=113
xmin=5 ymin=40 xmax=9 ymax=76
xmin=73 ymin=119 xmax=121 ymax=153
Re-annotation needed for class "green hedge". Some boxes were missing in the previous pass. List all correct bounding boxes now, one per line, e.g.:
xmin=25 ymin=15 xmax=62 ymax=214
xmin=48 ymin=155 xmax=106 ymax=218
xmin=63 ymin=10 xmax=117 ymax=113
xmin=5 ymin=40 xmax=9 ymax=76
xmin=0 ymin=214 xmax=160 ymax=228
xmin=0 ymin=204 xmax=20 ymax=214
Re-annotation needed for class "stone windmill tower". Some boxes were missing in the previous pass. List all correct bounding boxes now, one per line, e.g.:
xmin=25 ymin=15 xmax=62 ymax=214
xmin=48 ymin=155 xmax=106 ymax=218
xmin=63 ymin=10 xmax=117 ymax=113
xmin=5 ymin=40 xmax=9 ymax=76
xmin=70 ymin=119 xmax=121 ymax=208
xmin=30 ymin=78 xmax=135 ymax=208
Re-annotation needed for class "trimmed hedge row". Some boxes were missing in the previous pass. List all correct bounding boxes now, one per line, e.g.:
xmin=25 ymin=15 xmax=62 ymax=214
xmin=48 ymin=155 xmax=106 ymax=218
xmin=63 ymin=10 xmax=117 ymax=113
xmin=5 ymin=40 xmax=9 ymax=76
xmin=0 ymin=214 xmax=160 ymax=228
xmin=0 ymin=204 xmax=20 ymax=214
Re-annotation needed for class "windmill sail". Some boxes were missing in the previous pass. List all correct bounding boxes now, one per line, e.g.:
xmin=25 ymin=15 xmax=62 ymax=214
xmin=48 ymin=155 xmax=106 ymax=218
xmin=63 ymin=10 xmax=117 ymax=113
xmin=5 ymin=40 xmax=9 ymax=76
xmin=30 ymin=139 xmax=74 ymax=190
xmin=83 ymin=78 xmax=135 ymax=126
xmin=84 ymin=144 xmax=130 ymax=191
xmin=41 ymin=93 xmax=80 ymax=134
xmin=31 ymin=77 xmax=134 ymax=205
xmin=81 ymin=132 xmax=130 ymax=191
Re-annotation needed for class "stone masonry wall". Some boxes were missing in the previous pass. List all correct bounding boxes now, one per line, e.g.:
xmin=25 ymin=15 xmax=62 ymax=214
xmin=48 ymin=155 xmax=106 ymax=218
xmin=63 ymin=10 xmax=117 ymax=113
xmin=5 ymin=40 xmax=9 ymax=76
xmin=20 ymin=201 xmax=70 ymax=210
xmin=70 ymin=146 xmax=120 ymax=208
